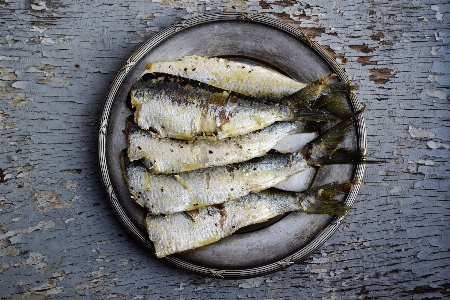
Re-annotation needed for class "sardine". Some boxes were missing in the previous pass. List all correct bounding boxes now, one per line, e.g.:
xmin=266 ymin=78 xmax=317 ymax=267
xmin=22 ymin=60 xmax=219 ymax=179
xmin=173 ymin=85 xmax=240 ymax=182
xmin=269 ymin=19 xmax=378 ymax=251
xmin=122 ymin=118 xmax=363 ymax=215
xmin=146 ymin=181 xmax=354 ymax=258
xmin=126 ymin=116 xmax=310 ymax=174
xmin=122 ymin=150 xmax=309 ymax=215
xmin=131 ymin=74 xmax=347 ymax=140
xmin=141 ymin=55 xmax=308 ymax=99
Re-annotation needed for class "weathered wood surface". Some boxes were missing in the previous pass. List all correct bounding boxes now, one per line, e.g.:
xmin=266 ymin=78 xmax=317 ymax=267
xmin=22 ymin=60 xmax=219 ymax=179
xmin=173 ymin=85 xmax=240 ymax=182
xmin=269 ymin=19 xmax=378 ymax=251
xmin=1 ymin=0 xmax=449 ymax=298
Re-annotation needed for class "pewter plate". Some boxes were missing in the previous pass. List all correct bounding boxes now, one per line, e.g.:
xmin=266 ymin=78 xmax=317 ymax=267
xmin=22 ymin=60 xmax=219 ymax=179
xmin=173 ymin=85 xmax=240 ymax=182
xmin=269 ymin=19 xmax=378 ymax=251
xmin=98 ymin=13 xmax=366 ymax=278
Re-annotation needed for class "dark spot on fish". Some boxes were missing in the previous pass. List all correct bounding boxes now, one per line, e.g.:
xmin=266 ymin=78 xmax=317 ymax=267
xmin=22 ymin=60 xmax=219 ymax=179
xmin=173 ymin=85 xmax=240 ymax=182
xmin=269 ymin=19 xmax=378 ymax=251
xmin=192 ymin=67 xmax=196 ymax=71
xmin=209 ymin=150 xmax=213 ymax=154
xmin=75 ymin=64 xmax=80 ymax=68
xmin=160 ymin=188 xmax=163 ymax=193
xmin=161 ymin=125 xmax=165 ymax=130
xmin=232 ymin=225 xmax=236 ymax=229
xmin=230 ymin=188 xmax=234 ymax=191
xmin=217 ymin=110 xmax=230 ymax=128
xmin=212 ymin=203 xmax=225 ymax=210
xmin=208 ymin=92 xmax=228 ymax=106
xmin=184 ymin=68 xmax=188 ymax=72
xmin=179 ymin=146 xmax=183 ymax=148
xmin=226 ymin=166 xmax=234 ymax=172
xmin=170 ymin=149 xmax=174 ymax=152
xmin=138 ymin=146 xmax=142 ymax=150
xmin=342 ymin=57 xmax=348 ymax=64
xmin=16 ymin=183 xmax=24 ymax=188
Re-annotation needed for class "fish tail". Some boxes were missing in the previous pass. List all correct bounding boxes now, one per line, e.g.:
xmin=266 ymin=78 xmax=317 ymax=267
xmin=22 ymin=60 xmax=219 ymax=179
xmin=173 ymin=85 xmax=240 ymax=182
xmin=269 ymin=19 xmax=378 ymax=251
xmin=315 ymin=148 xmax=386 ymax=165
xmin=304 ymin=118 xmax=356 ymax=162
xmin=287 ymin=75 xmax=358 ymax=122
xmin=299 ymin=181 xmax=358 ymax=216
xmin=303 ymin=116 xmax=383 ymax=166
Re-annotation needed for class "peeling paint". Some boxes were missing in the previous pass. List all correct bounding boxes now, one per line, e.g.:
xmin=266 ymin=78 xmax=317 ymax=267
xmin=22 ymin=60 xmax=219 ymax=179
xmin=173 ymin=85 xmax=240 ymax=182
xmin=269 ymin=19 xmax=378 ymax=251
xmin=238 ymin=278 xmax=264 ymax=288
xmin=61 ymin=180 xmax=79 ymax=192
xmin=0 ymin=261 xmax=10 ymax=275
xmin=30 ymin=1 xmax=47 ymax=11
xmin=0 ymin=246 xmax=19 ymax=257
xmin=26 ymin=64 xmax=69 ymax=86
xmin=0 ymin=83 xmax=34 ymax=107
xmin=16 ymin=252 xmax=53 ymax=273
xmin=135 ymin=11 xmax=155 ymax=20
xmin=423 ymin=88 xmax=448 ymax=100
xmin=389 ymin=186 xmax=402 ymax=194
xmin=0 ymin=56 xmax=20 ymax=61
xmin=349 ymin=44 xmax=375 ymax=54
xmin=30 ymin=190 xmax=78 ymax=212
xmin=44 ymin=177 xmax=60 ymax=185
xmin=0 ymin=221 xmax=56 ymax=241
xmin=17 ymin=164 xmax=35 ymax=178
xmin=409 ymin=126 xmax=436 ymax=139
xmin=0 ymin=67 xmax=17 ymax=80
xmin=418 ymin=159 xmax=434 ymax=166
xmin=431 ymin=5 xmax=444 ymax=21
xmin=357 ymin=56 xmax=376 ymax=66
xmin=63 ymin=169 xmax=83 ymax=175
xmin=0 ymin=108 xmax=9 ymax=129
xmin=427 ymin=141 xmax=450 ymax=150
xmin=369 ymin=68 xmax=395 ymax=84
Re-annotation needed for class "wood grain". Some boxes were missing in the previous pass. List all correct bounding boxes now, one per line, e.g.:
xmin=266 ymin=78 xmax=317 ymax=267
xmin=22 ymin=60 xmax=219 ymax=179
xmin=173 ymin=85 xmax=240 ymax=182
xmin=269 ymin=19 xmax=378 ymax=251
xmin=1 ymin=0 xmax=449 ymax=298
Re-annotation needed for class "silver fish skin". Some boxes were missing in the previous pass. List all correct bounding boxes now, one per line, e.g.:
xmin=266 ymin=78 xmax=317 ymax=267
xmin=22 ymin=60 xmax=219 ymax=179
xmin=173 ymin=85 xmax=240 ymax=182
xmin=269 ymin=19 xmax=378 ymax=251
xmin=146 ymin=182 xmax=352 ymax=258
xmin=122 ymin=151 xmax=309 ymax=215
xmin=126 ymin=117 xmax=307 ymax=174
xmin=131 ymin=75 xmax=295 ymax=140
xmin=142 ymin=55 xmax=308 ymax=100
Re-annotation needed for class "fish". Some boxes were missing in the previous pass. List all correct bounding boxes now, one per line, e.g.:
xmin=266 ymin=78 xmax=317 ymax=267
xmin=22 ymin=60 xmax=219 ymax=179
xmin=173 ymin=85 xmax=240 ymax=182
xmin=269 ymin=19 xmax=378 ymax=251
xmin=126 ymin=116 xmax=313 ymax=174
xmin=122 ymin=150 xmax=310 ymax=215
xmin=122 ymin=118 xmax=364 ymax=215
xmin=141 ymin=55 xmax=308 ymax=99
xmin=145 ymin=181 xmax=355 ymax=258
xmin=131 ymin=73 xmax=350 ymax=140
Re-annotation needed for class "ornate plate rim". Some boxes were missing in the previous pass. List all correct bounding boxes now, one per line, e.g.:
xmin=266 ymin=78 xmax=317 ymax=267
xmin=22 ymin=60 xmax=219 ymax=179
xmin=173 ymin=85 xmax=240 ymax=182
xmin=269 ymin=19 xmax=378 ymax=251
xmin=98 ymin=12 xmax=367 ymax=279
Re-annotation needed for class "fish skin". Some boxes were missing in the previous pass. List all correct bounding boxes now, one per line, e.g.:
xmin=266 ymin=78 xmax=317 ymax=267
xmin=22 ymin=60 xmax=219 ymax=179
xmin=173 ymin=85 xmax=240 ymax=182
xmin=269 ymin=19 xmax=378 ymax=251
xmin=146 ymin=183 xmax=352 ymax=258
xmin=123 ymin=118 xmax=359 ymax=215
xmin=142 ymin=55 xmax=308 ymax=100
xmin=126 ymin=116 xmax=308 ymax=174
xmin=122 ymin=151 xmax=309 ymax=215
xmin=131 ymin=74 xmax=294 ymax=140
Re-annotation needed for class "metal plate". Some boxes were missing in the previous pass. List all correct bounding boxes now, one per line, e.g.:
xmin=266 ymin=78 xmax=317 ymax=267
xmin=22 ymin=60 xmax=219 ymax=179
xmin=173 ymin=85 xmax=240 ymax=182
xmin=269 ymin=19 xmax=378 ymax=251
xmin=98 ymin=13 xmax=366 ymax=278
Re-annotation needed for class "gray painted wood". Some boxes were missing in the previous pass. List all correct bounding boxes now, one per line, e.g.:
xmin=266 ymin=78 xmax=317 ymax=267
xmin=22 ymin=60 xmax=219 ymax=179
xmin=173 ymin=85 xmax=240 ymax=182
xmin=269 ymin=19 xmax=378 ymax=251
xmin=1 ymin=0 xmax=449 ymax=298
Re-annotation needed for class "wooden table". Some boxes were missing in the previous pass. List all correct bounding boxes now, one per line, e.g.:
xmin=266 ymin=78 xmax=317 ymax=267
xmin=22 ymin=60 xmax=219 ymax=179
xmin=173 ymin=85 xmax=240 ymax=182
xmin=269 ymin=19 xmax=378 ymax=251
xmin=1 ymin=1 xmax=449 ymax=298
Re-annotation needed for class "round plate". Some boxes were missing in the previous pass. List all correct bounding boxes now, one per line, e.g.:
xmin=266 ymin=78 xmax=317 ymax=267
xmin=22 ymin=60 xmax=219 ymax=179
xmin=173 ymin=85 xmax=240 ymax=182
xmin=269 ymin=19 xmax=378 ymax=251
xmin=98 ymin=13 xmax=366 ymax=278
